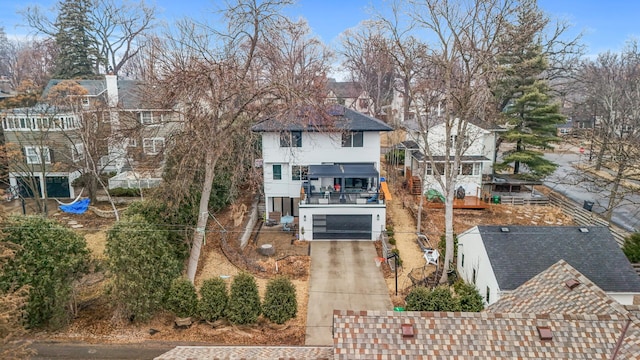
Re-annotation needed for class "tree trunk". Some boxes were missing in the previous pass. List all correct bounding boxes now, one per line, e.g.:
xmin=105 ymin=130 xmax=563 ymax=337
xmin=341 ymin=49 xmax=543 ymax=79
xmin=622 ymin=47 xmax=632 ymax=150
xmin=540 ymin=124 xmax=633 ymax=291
xmin=186 ymin=152 xmax=218 ymax=283
xmin=595 ymin=134 xmax=609 ymax=171
xmin=513 ymin=139 xmax=522 ymax=174
xmin=604 ymin=162 xmax=624 ymax=222
xmin=439 ymin=187 xmax=455 ymax=285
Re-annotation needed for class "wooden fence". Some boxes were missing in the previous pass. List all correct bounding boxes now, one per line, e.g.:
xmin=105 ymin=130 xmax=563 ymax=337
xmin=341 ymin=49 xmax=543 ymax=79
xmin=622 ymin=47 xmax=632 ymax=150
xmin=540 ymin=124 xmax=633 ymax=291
xmin=548 ymin=192 xmax=630 ymax=246
xmin=499 ymin=195 xmax=549 ymax=206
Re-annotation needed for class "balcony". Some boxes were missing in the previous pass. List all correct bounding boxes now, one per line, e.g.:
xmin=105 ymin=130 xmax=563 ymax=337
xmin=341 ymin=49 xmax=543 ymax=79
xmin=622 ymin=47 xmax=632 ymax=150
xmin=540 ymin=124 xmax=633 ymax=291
xmin=301 ymin=188 xmax=383 ymax=206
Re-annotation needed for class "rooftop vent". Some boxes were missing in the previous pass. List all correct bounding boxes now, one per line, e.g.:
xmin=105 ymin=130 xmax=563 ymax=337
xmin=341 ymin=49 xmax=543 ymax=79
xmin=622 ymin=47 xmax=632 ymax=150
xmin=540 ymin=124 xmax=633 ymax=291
xmin=500 ymin=227 xmax=510 ymax=233
xmin=579 ymin=228 xmax=589 ymax=233
xmin=401 ymin=324 xmax=415 ymax=339
xmin=537 ymin=326 xmax=553 ymax=341
xmin=565 ymin=279 xmax=581 ymax=290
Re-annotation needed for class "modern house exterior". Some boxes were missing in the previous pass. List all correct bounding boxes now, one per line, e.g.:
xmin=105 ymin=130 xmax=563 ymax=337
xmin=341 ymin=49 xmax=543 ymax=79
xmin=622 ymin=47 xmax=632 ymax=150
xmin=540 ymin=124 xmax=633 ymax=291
xmin=456 ymin=225 xmax=640 ymax=306
xmin=399 ymin=118 xmax=502 ymax=198
xmin=251 ymin=104 xmax=393 ymax=240
xmin=1 ymin=74 xmax=178 ymax=198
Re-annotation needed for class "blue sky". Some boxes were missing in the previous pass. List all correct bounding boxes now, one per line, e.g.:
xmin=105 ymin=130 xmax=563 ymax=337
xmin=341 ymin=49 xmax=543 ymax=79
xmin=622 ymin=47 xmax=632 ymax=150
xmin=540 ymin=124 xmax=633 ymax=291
xmin=2 ymin=0 xmax=638 ymax=57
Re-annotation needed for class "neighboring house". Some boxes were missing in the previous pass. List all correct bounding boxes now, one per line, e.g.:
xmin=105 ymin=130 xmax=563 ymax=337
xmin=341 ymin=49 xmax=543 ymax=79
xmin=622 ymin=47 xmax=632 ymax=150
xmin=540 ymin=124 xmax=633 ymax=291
xmin=326 ymin=80 xmax=373 ymax=115
xmin=330 ymin=260 xmax=640 ymax=359
xmin=251 ymin=104 xmax=393 ymax=240
xmin=399 ymin=118 xmax=502 ymax=197
xmin=556 ymin=119 xmax=574 ymax=136
xmin=1 ymin=74 xmax=178 ymax=198
xmin=457 ymin=225 xmax=640 ymax=306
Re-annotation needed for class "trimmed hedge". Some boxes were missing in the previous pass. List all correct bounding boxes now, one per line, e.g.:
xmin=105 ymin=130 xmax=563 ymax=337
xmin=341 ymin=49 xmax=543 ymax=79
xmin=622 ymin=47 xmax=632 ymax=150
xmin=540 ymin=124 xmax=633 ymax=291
xmin=165 ymin=278 xmax=198 ymax=318
xmin=225 ymin=273 xmax=261 ymax=325
xmin=198 ymin=278 xmax=228 ymax=322
xmin=262 ymin=277 xmax=297 ymax=324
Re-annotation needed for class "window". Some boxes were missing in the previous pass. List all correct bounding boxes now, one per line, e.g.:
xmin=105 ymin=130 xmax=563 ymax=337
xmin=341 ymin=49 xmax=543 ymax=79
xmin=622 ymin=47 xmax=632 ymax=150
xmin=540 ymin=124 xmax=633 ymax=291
xmin=71 ymin=143 xmax=84 ymax=162
xmin=291 ymin=165 xmax=308 ymax=181
xmin=140 ymin=111 xmax=161 ymax=125
xmin=450 ymin=134 xmax=469 ymax=149
xmin=143 ymin=137 xmax=165 ymax=155
xmin=461 ymin=163 xmax=473 ymax=175
xmin=280 ymin=131 xmax=302 ymax=147
xmin=81 ymin=98 xmax=90 ymax=107
xmin=425 ymin=163 xmax=433 ymax=175
xmin=341 ymin=132 xmax=363 ymax=147
xmin=472 ymin=269 xmax=476 ymax=284
xmin=461 ymin=254 xmax=465 ymax=268
xmin=486 ymin=286 xmax=490 ymax=303
xmin=358 ymin=98 xmax=369 ymax=109
xmin=24 ymin=146 xmax=51 ymax=164
xmin=473 ymin=163 xmax=482 ymax=175
xmin=273 ymin=164 xmax=282 ymax=180
xmin=126 ymin=138 xmax=137 ymax=147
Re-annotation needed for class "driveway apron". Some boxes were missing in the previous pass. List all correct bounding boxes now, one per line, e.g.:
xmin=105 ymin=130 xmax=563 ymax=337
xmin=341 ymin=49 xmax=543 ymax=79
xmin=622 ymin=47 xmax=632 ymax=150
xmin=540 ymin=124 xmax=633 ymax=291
xmin=305 ymin=241 xmax=392 ymax=346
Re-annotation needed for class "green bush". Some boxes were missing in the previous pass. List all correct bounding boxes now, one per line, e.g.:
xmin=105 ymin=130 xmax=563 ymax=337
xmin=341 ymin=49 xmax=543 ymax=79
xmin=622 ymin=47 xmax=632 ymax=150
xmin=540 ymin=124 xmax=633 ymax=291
xmin=105 ymin=215 xmax=182 ymax=322
xmin=385 ymin=149 xmax=405 ymax=164
xmin=109 ymin=187 xmax=141 ymax=197
xmin=226 ymin=273 xmax=261 ymax=325
xmin=438 ymin=234 xmax=458 ymax=262
xmin=453 ymin=280 xmax=484 ymax=312
xmin=622 ymin=233 xmax=640 ymax=263
xmin=388 ymin=236 xmax=396 ymax=246
xmin=262 ymin=277 xmax=297 ymax=324
xmin=386 ymin=225 xmax=395 ymax=237
xmin=405 ymin=286 xmax=460 ymax=312
xmin=165 ymin=278 xmax=198 ymax=318
xmin=198 ymin=278 xmax=228 ymax=322
xmin=0 ymin=216 xmax=90 ymax=329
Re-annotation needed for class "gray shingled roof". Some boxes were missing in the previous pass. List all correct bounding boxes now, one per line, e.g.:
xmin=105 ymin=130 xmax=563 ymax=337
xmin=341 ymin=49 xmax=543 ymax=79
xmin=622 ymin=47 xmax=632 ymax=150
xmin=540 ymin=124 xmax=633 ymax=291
xmin=326 ymin=81 xmax=363 ymax=99
xmin=42 ymin=78 xmax=145 ymax=109
xmin=251 ymin=105 xmax=392 ymax=132
xmin=476 ymin=225 xmax=640 ymax=293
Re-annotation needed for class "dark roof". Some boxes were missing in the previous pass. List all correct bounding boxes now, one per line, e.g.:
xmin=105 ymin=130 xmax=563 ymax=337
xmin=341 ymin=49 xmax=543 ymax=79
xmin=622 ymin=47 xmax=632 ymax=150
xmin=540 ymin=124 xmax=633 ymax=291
xmin=309 ymin=164 xmax=378 ymax=178
xmin=251 ymin=105 xmax=392 ymax=132
xmin=396 ymin=140 xmax=420 ymax=150
xmin=326 ymin=81 xmax=364 ymax=99
xmin=475 ymin=225 xmax=640 ymax=293
xmin=42 ymin=78 xmax=145 ymax=109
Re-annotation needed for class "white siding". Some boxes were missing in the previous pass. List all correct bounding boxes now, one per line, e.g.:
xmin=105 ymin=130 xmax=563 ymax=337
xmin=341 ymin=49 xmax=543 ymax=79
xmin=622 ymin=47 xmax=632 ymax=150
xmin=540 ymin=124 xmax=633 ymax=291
xmin=457 ymin=227 xmax=501 ymax=306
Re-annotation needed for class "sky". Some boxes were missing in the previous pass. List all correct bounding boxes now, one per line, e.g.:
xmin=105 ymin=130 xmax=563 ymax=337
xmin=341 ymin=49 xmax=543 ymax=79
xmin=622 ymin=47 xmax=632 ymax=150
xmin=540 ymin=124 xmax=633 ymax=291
xmin=1 ymin=0 xmax=639 ymax=58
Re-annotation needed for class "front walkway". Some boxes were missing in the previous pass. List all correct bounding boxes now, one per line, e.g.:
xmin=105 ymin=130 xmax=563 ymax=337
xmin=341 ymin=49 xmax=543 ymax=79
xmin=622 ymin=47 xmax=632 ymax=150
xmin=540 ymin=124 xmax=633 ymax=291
xmin=305 ymin=241 xmax=392 ymax=345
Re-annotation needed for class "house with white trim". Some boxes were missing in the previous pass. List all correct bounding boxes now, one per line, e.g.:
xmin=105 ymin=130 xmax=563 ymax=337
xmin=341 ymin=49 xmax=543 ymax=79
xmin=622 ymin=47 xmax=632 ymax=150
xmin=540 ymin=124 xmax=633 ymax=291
xmin=399 ymin=118 xmax=502 ymax=198
xmin=457 ymin=225 xmax=640 ymax=306
xmin=1 ymin=74 xmax=178 ymax=199
xmin=251 ymin=105 xmax=392 ymax=240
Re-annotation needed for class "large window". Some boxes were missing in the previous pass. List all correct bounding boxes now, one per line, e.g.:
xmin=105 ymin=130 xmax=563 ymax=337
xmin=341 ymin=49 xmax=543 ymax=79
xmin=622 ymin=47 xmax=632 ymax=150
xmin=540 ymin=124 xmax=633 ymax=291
xmin=24 ymin=146 xmax=51 ymax=164
xmin=280 ymin=131 xmax=302 ymax=147
xmin=460 ymin=163 xmax=482 ymax=176
xmin=273 ymin=164 xmax=282 ymax=180
xmin=291 ymin=165 xmax=308 ymax=181
xmin=341 ymin=131 xmax=363 ymax=147
xmin=140 ymin=111 xmax=162 ymax=125
xmin=143 ymin=137 xmax=165 ymax=155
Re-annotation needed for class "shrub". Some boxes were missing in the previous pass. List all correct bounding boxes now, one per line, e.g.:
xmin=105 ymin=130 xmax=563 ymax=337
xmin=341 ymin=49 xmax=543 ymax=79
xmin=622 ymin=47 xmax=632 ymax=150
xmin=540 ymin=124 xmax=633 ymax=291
xmin=198 ymin=278 xmax=228 ymax=322
xmin=386 ymin=225 xmax=395 ymax=237
xmin=105 ymin=215 xmax=182 ymax=322
xmin=453 ymin=280 xmax=484 ymax=312
xmin=0 ymin=216 xmax=90 ymax=329
xmin=226 ymin=273 xmax=261 ymax=325
xmin=388 ymin=236 xmax=396 ymax=246
xmin=262 ymin=277 xmax=297 ymax=324
xmin=438 ymin=233 xmax=458 ymax=262
xmin=385 ymin=149 xmax=405 ymax=164
xmin=165 ymin=278 xmax=198 ymax=318
xmin=390 ymin=248 xmax=402 ymax=267
xmin=109 ymin=187 xmax=141 ymax=197
xmin=405 ymin=286 xmax=460 ymax=312
xmin=622 ymin=233 xmax=640 ymax=263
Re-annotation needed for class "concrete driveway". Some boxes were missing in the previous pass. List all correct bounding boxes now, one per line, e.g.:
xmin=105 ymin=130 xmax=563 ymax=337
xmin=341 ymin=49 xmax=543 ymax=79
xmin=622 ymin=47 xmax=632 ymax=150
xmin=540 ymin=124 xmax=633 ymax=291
xmin=305 ymin=241 xmax=392 ymax=346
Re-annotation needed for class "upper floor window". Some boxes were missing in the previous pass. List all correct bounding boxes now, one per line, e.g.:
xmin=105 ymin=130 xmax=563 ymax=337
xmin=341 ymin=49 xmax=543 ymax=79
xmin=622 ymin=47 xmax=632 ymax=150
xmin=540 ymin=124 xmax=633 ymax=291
xmin=24 ymin=146 xmax=51 ymax=164
xmin=341 ymin=131 xmax=363 ymax=147
xmin=126 ymin=138 xmax=137 ymax=147
xmin=291 ymin=165 xmax=308 ymax=181
xmin=280 ymin=131 xmax=302 ymax=147
xmin=450 ymin=134 xmax=469 ymax=149
xmin=81 ymin=98 xmax=90 ymax=107
xmin=140 ymin=111 xmax=162 ymax=125
xmin=358 ymin=98 xmax=369 ymax=109
xmin=71 ymin=143 xmax=85 ymax=162
xmin=2 ymin=115 xmax=79 ymax=131
xmin=273 ymin=164 xmax=282 ymax=180
xmin=460 ymin=163 xmax=482 ymax=176
xmin=143 ymin=137 xmax=165 ymax=155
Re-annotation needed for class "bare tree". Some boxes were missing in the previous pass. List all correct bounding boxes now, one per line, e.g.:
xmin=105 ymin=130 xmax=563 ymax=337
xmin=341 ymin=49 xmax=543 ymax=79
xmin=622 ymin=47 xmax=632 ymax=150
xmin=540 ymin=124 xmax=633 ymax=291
xmin=147 ymin=0 xmax=294 ymax=283
xmin=339 ymin=21 xmax=395 ymax=117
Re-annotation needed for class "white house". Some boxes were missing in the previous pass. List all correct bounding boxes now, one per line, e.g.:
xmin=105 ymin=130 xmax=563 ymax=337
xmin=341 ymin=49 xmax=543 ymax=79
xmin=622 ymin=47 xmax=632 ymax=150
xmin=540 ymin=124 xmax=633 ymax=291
xmin=326 ymin=80 xmax=373 ymax=115
xmin=400 ymin=118 xmax=502 ymax=198
xmin=457 ymin=225 xmax=640 ymax=306
xmin=251 ymin=104 xmax=393 ymax=240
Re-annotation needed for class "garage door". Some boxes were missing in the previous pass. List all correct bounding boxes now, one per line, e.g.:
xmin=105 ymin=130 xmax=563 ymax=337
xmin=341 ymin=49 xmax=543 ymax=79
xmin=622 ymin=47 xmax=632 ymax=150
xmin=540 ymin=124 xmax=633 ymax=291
xmin=313 ymin=214 xmax=371 ymax=240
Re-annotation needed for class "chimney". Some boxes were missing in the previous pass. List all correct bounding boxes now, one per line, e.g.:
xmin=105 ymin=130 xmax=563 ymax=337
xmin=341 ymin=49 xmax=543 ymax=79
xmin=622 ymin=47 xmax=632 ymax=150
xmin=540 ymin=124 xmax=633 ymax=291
xmin=105 ymin=74 xmax=118 ymax=107
xmin=537 ymin=326 xmax=553 ymax=341
xmin=565 ymin=279 xmax=581 ymax=290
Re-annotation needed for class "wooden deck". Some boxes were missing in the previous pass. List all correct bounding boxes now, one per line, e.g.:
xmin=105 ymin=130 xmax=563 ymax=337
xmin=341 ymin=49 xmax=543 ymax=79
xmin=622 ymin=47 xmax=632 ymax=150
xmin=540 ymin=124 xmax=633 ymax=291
xmin=424 ymin=196 xmax=490 ymax=210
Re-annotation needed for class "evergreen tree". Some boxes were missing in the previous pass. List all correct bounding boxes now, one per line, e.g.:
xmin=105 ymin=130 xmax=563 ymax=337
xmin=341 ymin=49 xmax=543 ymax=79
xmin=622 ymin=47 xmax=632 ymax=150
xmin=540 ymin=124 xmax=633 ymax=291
xmin=53 ymin=0 xmax=96 ymax=78
xmin=493 ymin=0 xmax=565 ymax=179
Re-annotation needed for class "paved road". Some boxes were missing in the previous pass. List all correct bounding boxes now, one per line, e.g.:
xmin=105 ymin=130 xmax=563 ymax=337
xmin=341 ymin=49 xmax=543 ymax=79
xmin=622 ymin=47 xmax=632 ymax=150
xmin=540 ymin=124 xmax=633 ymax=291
xmin=305 ymin=241 xmax=392 ymax=346
xmin=544 ymin=149 xmax=640 ymax=232
xmin=30 ymin=341 xmax=179 ymax=359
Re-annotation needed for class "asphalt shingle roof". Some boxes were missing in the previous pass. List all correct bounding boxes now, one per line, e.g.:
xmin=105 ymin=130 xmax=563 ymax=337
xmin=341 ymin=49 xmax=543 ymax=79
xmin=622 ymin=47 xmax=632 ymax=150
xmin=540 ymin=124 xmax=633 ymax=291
xmin=332 ymin=310 xmax=640 ymax=359
xmin=42 ymin=78 xmax=146 ymax=109
xmin=487 ymin=260 xmax=629 ymax=315
xmin=476 ymin=225 xmax=640 ymax=293
xmin=251 ymin=105 xmax=392 ymax=132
